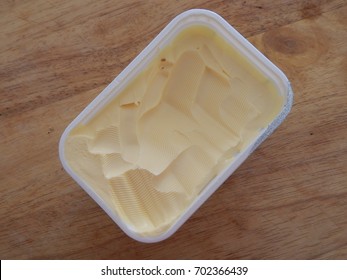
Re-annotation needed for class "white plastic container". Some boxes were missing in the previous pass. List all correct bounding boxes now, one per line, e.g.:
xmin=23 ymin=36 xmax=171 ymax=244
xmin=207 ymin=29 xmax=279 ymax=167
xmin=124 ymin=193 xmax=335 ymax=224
xmin=59 ymin=9 xmax=293 ymax=242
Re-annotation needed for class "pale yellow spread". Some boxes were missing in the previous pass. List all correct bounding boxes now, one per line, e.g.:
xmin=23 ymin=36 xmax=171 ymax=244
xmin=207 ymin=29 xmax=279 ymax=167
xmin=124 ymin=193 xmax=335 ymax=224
xmin=65 ymin=26 xmax=283 ymax=236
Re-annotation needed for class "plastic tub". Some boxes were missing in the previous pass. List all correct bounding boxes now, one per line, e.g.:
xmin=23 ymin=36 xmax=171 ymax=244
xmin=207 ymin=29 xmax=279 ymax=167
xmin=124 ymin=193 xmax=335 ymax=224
xmin=59 ymin=9 xmax=293 ymax=242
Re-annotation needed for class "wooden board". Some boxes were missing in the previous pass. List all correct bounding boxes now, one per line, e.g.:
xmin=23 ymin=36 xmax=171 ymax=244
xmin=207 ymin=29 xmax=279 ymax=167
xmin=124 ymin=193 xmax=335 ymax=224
xmin=1 ymin=0 xmax=346 ymax=259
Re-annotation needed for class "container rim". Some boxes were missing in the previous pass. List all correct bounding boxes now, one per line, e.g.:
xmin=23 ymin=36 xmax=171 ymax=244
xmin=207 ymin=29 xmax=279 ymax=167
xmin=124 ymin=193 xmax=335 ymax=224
xmin=59 ymin=8 xmax=293 ymax=243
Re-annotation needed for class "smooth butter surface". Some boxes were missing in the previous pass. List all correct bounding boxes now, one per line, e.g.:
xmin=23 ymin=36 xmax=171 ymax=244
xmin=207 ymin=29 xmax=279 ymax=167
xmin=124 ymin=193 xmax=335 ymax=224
xmin=65 ymin=26 xmax=284 ymax=236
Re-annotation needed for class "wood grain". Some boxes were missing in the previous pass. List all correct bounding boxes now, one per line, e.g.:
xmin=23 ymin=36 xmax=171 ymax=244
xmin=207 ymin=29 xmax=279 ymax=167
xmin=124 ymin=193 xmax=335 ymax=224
xmin=1 ymin=0 xmax=347 ymax=259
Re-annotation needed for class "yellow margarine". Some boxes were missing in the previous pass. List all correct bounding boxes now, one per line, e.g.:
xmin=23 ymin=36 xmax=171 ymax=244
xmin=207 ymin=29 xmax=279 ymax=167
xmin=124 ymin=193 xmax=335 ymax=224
xmin=65 ymin=26 xmax=284 ymax=236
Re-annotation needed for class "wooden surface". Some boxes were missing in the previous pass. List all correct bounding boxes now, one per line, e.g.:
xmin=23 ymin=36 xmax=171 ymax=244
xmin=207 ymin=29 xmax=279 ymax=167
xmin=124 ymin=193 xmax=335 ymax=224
xmin=1 ymin=0 xmax=347 ymax=259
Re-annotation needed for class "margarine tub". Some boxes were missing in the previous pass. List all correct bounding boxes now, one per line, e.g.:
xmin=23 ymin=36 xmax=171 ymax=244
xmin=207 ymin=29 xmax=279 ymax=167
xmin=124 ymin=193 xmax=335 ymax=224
xmin=59 ymin=9 xmax=293 ymax=242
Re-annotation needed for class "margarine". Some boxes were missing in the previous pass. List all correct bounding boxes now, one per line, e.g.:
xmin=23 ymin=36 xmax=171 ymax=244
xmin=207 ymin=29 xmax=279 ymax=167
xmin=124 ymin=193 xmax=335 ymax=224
xmin=64 ymin=26 xmax=284 ymax=236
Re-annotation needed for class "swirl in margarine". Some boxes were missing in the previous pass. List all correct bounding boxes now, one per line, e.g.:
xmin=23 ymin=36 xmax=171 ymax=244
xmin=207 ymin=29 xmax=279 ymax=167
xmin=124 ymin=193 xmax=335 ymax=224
xmin=64 ymin=26 xmax=284 ymax=236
